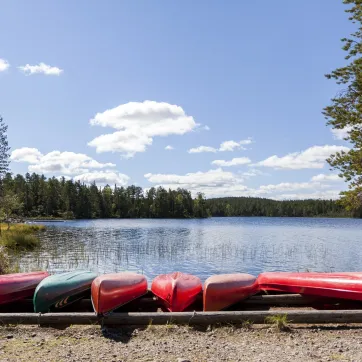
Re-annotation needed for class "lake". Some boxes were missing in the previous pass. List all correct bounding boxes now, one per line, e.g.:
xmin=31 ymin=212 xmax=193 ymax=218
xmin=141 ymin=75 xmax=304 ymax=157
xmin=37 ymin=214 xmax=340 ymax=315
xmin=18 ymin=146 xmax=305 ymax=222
xmin=14 ymin=217 xmax=362 ymax=282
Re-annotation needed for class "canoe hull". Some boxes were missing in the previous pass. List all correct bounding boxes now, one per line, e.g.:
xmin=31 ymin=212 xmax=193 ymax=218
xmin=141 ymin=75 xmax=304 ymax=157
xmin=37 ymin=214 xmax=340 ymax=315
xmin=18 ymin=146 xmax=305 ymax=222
xmin=258 ymin=272 xmax=362 ymax=301
xmin=91 ymin=272 xmax=148 ymax=315
xmin=34 ymin=270 xmax=97 ymax=313
xmin=0 ymin=271 xmax=49 ymax=305
xmin=204 ymin=273 xmax=258 ymax=311
xmin=151 ymin=272 xmax=202 ymax=312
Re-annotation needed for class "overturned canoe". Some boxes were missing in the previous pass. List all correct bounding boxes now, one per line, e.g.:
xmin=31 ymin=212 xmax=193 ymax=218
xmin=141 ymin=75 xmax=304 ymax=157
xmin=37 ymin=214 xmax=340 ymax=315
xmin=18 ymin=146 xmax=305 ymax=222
xmin=34 ymin=270 xmax=97 ymax=313
xmin=203 ymin=273 xmax=258 ymax=311
xmin=91 ymin=272 xmax=148 ymax=315
xmin=257 ymin=272 xmax=362 ymax=301
xmin=151 ymin=272 xmax=202 ymax=312
xmin=0 ymin=271 xmax=49 ymax=305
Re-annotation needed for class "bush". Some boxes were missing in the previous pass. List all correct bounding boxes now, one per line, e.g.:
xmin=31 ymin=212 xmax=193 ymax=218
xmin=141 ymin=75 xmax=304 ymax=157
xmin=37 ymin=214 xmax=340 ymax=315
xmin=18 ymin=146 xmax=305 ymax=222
xmin=1 ymin=231 xmax=40 ymax=251
xmin=0 ymin=246 xmax=10 ymax=274
xmin=0 ymin=223 xmax=45 ymax=234
xmin=0 ymin=223 xmax=43 ymax=252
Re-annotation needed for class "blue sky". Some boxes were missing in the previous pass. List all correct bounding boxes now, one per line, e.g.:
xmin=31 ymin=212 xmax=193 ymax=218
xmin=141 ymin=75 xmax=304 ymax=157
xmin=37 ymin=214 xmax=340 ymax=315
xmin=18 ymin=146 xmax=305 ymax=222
xmin=0 ymin=1 xmax=353 ymax=199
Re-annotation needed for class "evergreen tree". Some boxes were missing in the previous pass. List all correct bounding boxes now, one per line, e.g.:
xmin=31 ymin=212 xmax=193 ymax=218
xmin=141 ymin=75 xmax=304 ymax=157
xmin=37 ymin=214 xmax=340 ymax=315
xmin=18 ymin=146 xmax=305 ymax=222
xmin=0 ymin=116 xmax=10 ymax=179
xmin=324 ymin=0 xmax=362 ymax=216
xmin=0 ymin=172 xmax=350 ymax=219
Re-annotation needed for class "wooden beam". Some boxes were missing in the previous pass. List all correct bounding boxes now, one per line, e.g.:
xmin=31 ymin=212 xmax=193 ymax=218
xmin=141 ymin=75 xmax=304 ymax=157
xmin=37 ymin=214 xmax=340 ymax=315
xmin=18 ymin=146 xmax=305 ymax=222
xmin=1 ymin=310 xmax=362 ymax=325
xmin=244 ymin=294 xmax=323 ymax=305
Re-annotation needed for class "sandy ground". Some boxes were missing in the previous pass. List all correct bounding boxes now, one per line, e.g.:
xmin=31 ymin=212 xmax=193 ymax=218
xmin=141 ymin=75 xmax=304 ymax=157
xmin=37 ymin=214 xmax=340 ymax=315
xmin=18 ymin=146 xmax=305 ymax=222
xmin=0 ymin=324 xmax=362 ymax=362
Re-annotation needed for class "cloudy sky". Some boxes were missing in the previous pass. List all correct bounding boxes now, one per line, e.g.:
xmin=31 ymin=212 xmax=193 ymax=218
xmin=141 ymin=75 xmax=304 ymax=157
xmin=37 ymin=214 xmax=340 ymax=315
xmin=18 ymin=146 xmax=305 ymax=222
xmin=1 ymin=1 xmax=352 ymax=200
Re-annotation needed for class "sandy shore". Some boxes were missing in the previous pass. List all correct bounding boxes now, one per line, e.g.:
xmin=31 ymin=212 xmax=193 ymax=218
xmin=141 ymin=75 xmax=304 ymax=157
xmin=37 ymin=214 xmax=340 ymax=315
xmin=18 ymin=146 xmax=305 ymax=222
xmin=0 ymin=324 xmax=362 ymax=361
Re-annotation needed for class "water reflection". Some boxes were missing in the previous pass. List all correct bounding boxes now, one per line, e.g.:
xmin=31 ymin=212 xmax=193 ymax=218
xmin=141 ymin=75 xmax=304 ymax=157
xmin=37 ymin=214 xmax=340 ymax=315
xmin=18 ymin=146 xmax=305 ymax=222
xmin=12 ymin=217 xmax=362 ymax=282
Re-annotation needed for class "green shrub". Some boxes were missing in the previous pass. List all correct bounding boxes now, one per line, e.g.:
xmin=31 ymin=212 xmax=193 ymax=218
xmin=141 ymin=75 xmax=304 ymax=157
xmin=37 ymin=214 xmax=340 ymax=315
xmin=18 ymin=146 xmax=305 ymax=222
xmin=265 ymin=314 xmax=291 ymax=331
xmin=0 ymin=246 xmax=10 ymax=274
xmin=1 ymin=231 xmax=40 ymax=251
xmin=1 ymin=223 xmax=45 ymax=234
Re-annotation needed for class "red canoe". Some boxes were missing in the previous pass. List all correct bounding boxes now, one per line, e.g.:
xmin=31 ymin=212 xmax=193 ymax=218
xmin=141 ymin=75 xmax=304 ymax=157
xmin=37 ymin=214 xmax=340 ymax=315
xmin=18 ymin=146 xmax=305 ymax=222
xmin=151 ymin=272 xmax=202 ymax=312
xmin=203 ymin=273 xmax=258 ymax=311
xmin=91 ymin=272 xmax=148 ymax=315
xmin=257 ymin=272 xmax=362 ymax=301
xmin=0 ymin=271 xmax=49 ymax=305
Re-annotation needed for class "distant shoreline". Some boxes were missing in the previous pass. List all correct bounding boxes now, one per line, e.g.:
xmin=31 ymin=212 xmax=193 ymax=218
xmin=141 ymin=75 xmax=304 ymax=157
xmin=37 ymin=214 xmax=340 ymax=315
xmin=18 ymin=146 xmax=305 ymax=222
xmin=25 ymin=214 xmax=352 ymax=222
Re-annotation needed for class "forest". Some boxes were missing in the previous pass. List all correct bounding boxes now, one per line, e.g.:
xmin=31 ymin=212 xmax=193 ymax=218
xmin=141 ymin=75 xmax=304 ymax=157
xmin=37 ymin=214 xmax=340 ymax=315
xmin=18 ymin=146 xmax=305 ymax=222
xmin=0 ymin=173 xmax=352 ymax=219
xmin=206 ymin=197 xmax=351 ymax=218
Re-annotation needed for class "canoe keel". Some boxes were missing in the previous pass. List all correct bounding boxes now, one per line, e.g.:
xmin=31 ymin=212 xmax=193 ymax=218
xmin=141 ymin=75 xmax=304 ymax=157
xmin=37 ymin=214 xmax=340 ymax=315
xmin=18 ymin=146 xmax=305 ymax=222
xmin=204 ymin=273 xmax=258 ymax=311
xmin=151 ymin=272 xmax=202 ymax=312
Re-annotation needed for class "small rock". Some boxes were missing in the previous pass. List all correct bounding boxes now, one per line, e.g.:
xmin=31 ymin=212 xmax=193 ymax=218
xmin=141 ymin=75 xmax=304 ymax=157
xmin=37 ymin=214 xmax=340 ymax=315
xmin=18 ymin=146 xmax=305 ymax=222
xmin=31 ymin=333 xmax=37 ymax=338
xmin=177 ymin=359 xmax=191 ymax=362
xmin=6 ymin=335 xmax=13 ymax=339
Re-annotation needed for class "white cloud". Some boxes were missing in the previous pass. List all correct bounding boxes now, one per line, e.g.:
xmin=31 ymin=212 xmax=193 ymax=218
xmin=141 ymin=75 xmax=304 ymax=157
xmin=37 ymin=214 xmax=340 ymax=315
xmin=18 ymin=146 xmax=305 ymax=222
xmin=219 ymin=139 xmax=252 ymax=152
xmin=18 ymin=63 xmax=63 ymax=76
xmin=258 ymin=182 xmax=329 ymax=194
xmin=203 ymin=125 xmax=210 ymax=131
xmin=11 ymin=148 xmax=115 ymax=175
xmin=219 ymin=141 xmax=245 ymax=152
xmin=273 ymin=190 xmax=341 ymax=200
xmin=144 ymin=168 xmax=236 ymax=186
xmin=188 ymin=146 xmax=218 ymax=154
xmin=10 ymin=148 xmax=42 ymax=164
xmin=189 ymin=138 xmax=253 ymax=154
xmin=256 ymin=145 xmax=349 ymax=170
xmin=241 ymin=169 xmax=265 ymax=178
xmin=88 ymin=101 xmax=198 ymax=158
xmin=165 ymin=145 xmax=174 ymax=150
xmin=331 ymin=126 xmax=352 ymax=140
xmin=144 ymin=167 xmax=344 ymax=200
xmin=73 ymin=171 xmax=129 ymax=186
xmin=0 ymin=59 xmax=10 ymax=72
xmin=211 ymin=157 xmax=251 ymax=167
xmin=145 ymin=168 xmax=249 ymax=197
xmin=310 ymin=174 xmax=341 ymax=182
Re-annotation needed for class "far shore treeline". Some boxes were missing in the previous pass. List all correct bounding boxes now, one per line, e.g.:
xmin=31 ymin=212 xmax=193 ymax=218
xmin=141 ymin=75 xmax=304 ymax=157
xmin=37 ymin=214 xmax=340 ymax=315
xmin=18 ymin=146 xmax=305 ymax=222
xmin=1 ymin=173 xmax=352 ymax=219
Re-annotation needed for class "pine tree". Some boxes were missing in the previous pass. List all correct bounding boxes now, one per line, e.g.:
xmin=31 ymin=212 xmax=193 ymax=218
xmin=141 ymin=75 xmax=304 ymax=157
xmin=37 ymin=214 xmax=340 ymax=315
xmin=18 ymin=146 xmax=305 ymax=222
xmin=324 ymin=0 xmax=362 ymax=215
xmin=0 ymin=116 xmax=10 ymax=180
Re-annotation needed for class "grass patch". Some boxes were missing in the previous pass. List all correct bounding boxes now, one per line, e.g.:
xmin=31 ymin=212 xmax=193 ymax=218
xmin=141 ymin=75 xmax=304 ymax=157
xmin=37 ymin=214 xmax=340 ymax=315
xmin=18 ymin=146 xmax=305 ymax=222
xmin=1 ymin=232 xmax=40 ymax=251
xmin=0 ymin=245 xmax=10 ymax=274
xmin=265 ymin=314 xmax=291 ymax=332
xmin=0 ymin=223 xmax=45 ymax=273
xmin=242 ymin=319 xmax=254 ymax=330
xmin=0 ymin=223 xmax=46 ymax=234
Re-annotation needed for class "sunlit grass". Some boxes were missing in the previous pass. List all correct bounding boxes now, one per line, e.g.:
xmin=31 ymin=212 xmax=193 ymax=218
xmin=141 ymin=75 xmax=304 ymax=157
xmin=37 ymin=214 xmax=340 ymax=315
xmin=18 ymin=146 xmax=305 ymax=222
xmin=265 ymin=314 xmax=291 ymax=332
xmin=0 ymin=223 xmax=46 ymax=233
xmin=0 ymin=224 xmax=45 ymax=273
xmin=0 ymin=245 xmax=10 ymax=274
xmin=1 ymin=232 xmax=40 ymax=250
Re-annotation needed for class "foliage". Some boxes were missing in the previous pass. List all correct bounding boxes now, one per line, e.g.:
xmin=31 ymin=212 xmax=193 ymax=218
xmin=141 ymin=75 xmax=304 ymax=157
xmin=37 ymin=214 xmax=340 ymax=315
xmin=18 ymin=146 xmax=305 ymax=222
xmin=0 ymin=193 xmax=23 ymax=230
xmin=0 ymin=223 xmax=43 ymax=251
xmin=265 ymin=314 xmax=290 ymax=332
xmin=1 ymin=173 xmax=210 ymax=219
xmin=0 ymin=245 xmax=10 ymax=274
xmin=324 ymin=0 xmax=362 ymax=215
xmin=0 ymin=223 xmax=45 ymax=233
xmin=206 ymin=197 xmax=350 ymax=218
xmin=1 ymin=231 xmax=39 ymax=250
xmin=0 ymin=172 xmax=351 ymax=219
xmin=0 ymin=116 xmax=10 ymax=180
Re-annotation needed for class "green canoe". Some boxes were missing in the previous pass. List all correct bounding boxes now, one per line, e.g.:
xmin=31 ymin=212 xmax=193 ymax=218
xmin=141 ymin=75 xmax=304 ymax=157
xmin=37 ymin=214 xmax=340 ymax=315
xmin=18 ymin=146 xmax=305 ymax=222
xmin=33 ymin=270 xmax=97 ymax=313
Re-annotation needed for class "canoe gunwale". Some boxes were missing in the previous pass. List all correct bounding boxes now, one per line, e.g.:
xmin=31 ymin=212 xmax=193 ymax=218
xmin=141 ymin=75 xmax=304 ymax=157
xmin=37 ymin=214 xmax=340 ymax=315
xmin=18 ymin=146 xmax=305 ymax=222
xmin=93 ymin=277 xmax=149 ymax=316
xmin=95 ymin=289 xmax=149 ymax=316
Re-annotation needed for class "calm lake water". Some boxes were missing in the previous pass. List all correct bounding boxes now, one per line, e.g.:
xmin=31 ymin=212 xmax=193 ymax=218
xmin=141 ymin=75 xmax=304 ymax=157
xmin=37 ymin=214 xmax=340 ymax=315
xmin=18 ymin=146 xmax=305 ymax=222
xmin=14 ymin=217 xmax=362 ymax=282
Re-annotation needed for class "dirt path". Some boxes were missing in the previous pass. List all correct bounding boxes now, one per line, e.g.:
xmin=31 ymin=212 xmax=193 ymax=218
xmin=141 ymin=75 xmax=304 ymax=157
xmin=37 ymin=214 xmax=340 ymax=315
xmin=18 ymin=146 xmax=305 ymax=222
xmin=0 ymin=324 xmax=362 ymax=362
